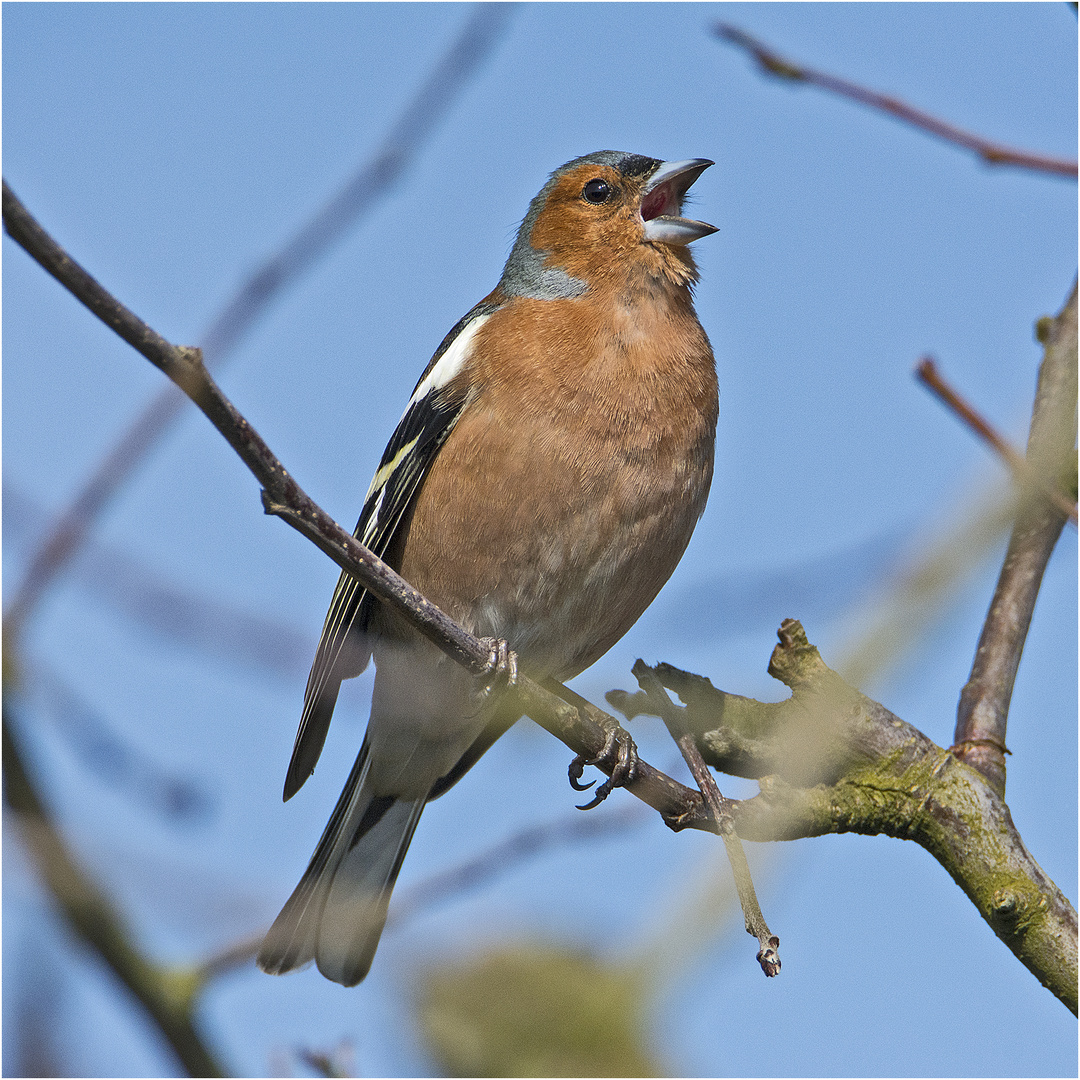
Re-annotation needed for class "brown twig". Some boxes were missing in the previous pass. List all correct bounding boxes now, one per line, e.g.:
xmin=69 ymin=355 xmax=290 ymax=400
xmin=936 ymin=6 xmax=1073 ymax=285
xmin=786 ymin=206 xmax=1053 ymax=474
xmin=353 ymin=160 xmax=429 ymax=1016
xmin=916 ymin=356 xmax=1077 ymax=525
xmin=677 ymin=735 xmax=780 ymax=977
xmin=714 ymin=24 xmax=1079 ymax=179
xmin=625 ymin=661 xmax=780 ymax=977
xmin=953 ymin=284 xmax=1078 ymax=793
xmin=2 ymin=2 xmax=518 ymax=643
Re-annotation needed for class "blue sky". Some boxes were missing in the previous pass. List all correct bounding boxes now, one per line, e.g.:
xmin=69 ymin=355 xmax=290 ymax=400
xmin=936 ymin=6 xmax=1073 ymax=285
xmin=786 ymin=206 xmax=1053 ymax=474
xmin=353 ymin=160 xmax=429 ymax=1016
xmin=4 ymin=3 xmax=1076 ymax=1076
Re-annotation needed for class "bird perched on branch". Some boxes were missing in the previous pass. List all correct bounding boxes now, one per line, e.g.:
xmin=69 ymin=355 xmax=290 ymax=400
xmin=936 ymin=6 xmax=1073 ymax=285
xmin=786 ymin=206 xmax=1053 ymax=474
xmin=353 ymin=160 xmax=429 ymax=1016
xmin=258 ymin=151 xmax=719 ymax=986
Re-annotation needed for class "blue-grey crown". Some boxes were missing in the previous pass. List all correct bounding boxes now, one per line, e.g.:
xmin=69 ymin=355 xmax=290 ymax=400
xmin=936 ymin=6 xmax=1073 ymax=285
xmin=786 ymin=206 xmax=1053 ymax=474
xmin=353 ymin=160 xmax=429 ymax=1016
xmin=498 ymin=152 xmax=662 ymax=301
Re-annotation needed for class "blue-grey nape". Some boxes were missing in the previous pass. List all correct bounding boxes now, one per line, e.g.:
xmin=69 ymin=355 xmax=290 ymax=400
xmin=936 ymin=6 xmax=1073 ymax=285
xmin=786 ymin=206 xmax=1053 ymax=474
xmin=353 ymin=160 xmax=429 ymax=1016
xmin=498 ymin=151 xmax=663 ymax=301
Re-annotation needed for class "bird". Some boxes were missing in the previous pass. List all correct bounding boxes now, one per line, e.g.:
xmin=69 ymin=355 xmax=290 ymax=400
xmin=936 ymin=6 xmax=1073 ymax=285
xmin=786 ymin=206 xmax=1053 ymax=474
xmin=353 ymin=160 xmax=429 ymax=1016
xmin=258 ymin=151 xmax=719 ymax=986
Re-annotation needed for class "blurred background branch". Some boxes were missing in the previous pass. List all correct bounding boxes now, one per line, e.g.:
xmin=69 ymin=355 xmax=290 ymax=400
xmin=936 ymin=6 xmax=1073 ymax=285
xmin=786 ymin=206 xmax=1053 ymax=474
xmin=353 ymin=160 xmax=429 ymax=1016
xmin=3 ymin=703 xmax=227 ymax=1077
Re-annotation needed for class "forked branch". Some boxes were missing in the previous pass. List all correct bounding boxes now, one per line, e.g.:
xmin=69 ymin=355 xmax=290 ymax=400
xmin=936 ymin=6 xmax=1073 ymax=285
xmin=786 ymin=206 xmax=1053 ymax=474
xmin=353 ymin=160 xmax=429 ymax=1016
xmin=610 ymin=621 xmax=1077 ymax=1013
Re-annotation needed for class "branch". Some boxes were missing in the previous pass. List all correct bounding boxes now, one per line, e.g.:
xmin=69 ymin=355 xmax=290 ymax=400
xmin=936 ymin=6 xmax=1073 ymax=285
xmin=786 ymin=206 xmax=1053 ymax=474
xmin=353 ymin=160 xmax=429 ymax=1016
xmin=622 ymin=662 xmax=779 ymax=977
xmin=714 ymin=24 xmax=1079 ymax=179
xmin=3 ymin=706 xmax=226 ymax=1077
xmin=2 ymin=2 xmax=518 ymax=642
xmin=610 ymin=621 xmax=1078 ymax=1013
xmin=953 ymin=283 xmax=1078 ymax=792
xmin=916 ymin=356 xmax=1077 ymax=525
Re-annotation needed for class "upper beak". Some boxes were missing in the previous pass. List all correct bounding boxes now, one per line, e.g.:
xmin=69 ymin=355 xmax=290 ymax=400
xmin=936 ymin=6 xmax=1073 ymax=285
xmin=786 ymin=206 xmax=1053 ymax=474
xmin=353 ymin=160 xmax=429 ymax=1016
xmin=640 ymin=158 xmax=717 ymax=245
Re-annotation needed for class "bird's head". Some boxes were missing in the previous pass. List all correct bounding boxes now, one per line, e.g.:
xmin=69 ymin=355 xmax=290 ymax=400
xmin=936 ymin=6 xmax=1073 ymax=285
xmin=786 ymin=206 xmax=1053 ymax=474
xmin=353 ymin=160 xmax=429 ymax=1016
xmin=499 ymin=152 xmax=717 ymax=299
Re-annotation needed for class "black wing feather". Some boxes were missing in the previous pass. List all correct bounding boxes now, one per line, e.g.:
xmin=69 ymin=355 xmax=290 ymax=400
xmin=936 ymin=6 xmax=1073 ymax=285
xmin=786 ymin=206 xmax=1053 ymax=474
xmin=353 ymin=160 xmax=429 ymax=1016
xmin=282 ymin=302 xmax=498 ymax=800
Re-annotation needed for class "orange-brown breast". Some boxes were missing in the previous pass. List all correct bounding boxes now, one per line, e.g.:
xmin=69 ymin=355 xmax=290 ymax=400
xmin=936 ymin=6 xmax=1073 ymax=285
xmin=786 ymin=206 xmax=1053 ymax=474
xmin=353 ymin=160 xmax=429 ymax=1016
xmin=392 ymin=268 xmax=717 ymax=681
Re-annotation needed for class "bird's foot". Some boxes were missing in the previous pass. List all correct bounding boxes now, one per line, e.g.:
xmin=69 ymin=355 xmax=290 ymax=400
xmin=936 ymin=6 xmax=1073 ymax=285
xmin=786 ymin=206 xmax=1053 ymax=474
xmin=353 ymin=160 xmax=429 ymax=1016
xmin=469 ymin=637 xmax=518 ymax=706
xmin=569 ymin=717 xmax=639 ymax=810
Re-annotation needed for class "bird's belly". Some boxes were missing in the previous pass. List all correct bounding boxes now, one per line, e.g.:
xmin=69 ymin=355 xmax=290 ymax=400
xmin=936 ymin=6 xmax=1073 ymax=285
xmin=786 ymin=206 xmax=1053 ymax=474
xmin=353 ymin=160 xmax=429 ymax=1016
xmin=401 ymin=416 xmax=713 ymax=681
xmin=474 ymin=474 xmax=706 ymax=678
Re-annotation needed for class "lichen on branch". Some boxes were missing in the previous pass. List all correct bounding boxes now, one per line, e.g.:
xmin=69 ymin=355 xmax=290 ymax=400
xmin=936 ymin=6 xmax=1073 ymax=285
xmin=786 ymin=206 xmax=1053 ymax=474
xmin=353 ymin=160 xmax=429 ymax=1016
xmin=609 ymin=620 xmax=1077 ymax=1013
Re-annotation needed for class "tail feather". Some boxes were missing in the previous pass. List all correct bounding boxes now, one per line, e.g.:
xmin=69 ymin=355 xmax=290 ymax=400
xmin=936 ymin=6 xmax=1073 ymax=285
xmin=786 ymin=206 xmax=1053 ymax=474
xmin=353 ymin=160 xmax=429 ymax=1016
xmin=258 ymin=739 xmax=427 ymax=986
xmin=317 ymin=796 xmax=425 ymax=985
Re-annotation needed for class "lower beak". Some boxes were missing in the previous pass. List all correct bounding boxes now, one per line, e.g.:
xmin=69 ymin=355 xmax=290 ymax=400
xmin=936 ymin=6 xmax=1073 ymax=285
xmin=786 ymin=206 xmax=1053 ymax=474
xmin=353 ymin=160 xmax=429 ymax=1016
xmin=641 ymin=158 xmax=717 ymax=245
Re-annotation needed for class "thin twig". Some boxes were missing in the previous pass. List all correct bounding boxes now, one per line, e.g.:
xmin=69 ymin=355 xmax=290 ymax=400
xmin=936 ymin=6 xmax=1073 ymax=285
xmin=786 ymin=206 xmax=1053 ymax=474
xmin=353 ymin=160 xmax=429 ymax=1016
xmin=715 ymin=24 xmax=1078 ymax=179
xmin=628 ymin=661 xmax=780 ymax=976
xmin=3 ymin=2 xmax=518 ymax=641
xmin=677 ymin=735 xmax=781 ymax=977
xmin=916 ymin=356 xmax=1077 ymax=525
xmin=953 ymin=284 xmax=1078 ymax=793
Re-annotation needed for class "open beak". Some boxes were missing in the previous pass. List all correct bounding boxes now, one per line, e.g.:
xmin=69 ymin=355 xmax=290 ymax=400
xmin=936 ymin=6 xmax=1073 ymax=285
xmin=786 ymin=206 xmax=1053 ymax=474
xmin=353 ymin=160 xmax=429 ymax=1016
xmin=640 ymin=158 xmax=717 ymax=245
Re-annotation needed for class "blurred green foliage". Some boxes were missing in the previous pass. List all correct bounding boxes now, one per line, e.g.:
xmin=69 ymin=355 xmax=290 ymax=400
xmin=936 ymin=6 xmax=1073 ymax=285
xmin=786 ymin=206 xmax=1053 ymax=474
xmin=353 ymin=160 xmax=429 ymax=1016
xmin=417 ymin=943 xmax=665 ymax=1077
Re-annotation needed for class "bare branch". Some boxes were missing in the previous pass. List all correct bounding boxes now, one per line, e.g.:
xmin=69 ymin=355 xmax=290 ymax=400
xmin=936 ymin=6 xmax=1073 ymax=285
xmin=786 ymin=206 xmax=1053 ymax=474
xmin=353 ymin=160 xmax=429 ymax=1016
xmin=621 ymin=662 xmax=780 ymax=977
xmin=953 ymin=283 xmax=1078 ymax=792
xmin=3 ymin=2 xmax=518 ymax=640
xmin=3 ymin=706 xmax=226 ymax=1077
xmin=916 ymin=356 xmax=1077 ymax=524
xmin=714 ymin=24 xmax=1079 ymax=179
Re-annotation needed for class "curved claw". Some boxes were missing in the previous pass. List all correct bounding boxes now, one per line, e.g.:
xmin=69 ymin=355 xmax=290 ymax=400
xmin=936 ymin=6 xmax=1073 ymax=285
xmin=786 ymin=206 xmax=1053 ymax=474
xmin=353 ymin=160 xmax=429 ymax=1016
xmin=568 ymin=718 xmax=640 ymax=810
xmin=576 ymin=789 xmax=608 ymax=811
xmin=576 ymin=773 xmax=618 ymax=811
xmin=568 ymin=755 xmax=595 ymax=791
xmin=480 ymin=637 xmax=518 ymax=684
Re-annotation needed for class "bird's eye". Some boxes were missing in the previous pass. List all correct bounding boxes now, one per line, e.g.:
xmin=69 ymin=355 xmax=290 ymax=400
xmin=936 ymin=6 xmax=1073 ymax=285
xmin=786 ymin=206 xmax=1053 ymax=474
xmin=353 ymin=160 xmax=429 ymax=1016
xmin=582 ymin=178 xmax=611 ymax=204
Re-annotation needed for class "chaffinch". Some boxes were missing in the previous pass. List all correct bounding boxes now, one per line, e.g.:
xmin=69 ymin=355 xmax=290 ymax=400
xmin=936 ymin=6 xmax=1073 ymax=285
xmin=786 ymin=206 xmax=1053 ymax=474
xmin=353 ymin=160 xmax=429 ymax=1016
xmin=258 ymin=151 xmax=719 ymax=986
